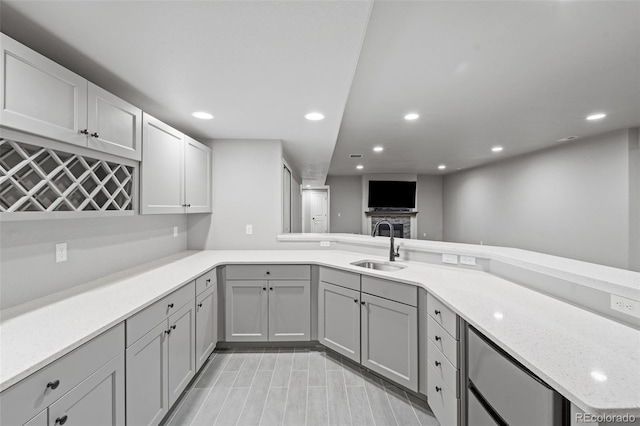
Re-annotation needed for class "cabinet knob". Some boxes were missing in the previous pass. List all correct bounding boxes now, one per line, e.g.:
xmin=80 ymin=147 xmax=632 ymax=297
xmin=263 ymin=287 xmax=266 ymax=291
xmin=47 ymin=379 xmax=60 ymax=390
xmin=79 ymin=129 xmax=89 ymax=135
xmin=435 ymin=386 xmax=442 ymax=393
xmin=165 ymin=329 xmax=171 ymax=335
xmin=435 ymin=335 xmax=441 ymax=341
xmin=186 ymin=204 xmax=191 ymax=207
xmin=198 ymin=303 xmax=203 ymax=308
xmin=55 ymin=415 xmax=68 ymax=425
xmin=206 ymin=279 xmax=211 ymax=283
xmin=435 ymin=361 xmax=441 ymax=367
xmin=270 ymin=287 xmax=273 ymax=291
xmin=360 ymin=301 xmax=366 ymax=305
xmin=354 ymin=299 xmax=358 ymax=303
xmin=434 ymin=310 xmax=441 ymax=316
xmin=168 ymin=303 xmax=174 ymax=308
xmin=90 ymin=132 xmax=99 ymax=138
xmin=266 ymin=271 xmax=271 ymax=275
xmin=171 ymin=325 xmax=176 ymax=330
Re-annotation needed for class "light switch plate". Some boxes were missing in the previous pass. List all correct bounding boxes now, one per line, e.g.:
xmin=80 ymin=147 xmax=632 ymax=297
xmin=460 ymin=256 xmax=476 ymax=266
xmin=246 ymin=224 xmax=253 ymax=235
xmin=442 ymin=253 xmax=458 ymax=264
xmin=173 ymin=226 xmax=178 ymax=237
xmin=55 ymin=242 xmax=67 ymax=263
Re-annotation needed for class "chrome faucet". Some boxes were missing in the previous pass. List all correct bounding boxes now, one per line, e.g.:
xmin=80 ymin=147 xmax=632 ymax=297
xmin=372 ymin=220 xmax=400 ymax=262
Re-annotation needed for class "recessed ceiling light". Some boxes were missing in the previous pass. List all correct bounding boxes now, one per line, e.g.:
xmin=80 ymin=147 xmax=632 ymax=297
xmin=373 ymin=146 xmax=384 ymax=152
xmin=590 ymin=371 xmax=607 ymax=382
xmin=438 ymin=164 xmax=446 ymax=170
xmin=492 ymin=146 xmax=504 ymax=153
xmin=493 ymin=312 xmax=504 ymax=320
xmin=305 ymin=112 xmax=325 ymax=121
xmin=305 ymin=185 xmax=311 ymax=188
xmin=191 ymin=111 xmax=213 ymax=120
xmin=556 ymin=136 xmax=579 ymax=142
xmin=586 ymin=113 xmax=606 ymax=121
xmin=404 ymin=113 xmax=419 ymax=121
xmin=356 ymin=165 xmax=364 ymax=170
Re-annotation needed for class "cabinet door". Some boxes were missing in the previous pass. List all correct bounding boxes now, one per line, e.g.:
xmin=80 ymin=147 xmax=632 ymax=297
xmin=0 ymin=34 xmax=87 ymax=147
xmin=318 ymin=281 xmax=361 ymax=362
xmin=225 ymin=281 xmax=268 ymax=342
xmin=126 ymin=321 xmax=169 ymax=426
xmin=184 ymin=136 xmax=212 ymax=213
xmin=196 ymin=285 xmax=218 ymax=371
xmin=140 ymin=114 xmax=185 ymax=214
xmin=361 ymin=293 xmax=418 ymax=391
xmin=167 ymin=302 xmax=196 ymax=407
xmin=268 ymin=280 xmax=310 ymax=341
xmin=48 ymin=353 xmax=125 ymax=426
xmin=87 ymin=82 xmax=142 ymax=160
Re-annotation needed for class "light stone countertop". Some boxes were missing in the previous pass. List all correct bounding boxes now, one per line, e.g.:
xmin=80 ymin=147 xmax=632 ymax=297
xmin=1 ymin=249 xmax=639 ymax=417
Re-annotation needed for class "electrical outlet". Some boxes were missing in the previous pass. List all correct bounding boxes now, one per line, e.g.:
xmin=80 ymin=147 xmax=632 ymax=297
xmin=320 ymin=241 xmax=330 ymax=247
xmin=442 ymin=253 xmax=458 ymax=264
xmin=55 ymin=242 xmax=67 ymax=263
xmin=173 ymin=226 xmax=178 ymax=237
xmin=611 ymin=295 xmax=640 ymax=318
xmin=246 ymin=224 xmax=253 ymax=235
xmin=460 ymin=256 xmax=476 ymax=266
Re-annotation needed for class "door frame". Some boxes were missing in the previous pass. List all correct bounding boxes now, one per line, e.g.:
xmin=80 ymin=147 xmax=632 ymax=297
xmin=302 ymin=186 xmax=330 ymax=233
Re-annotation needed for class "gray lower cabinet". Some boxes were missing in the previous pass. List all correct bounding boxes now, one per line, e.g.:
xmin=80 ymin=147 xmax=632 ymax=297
xmin=126 ymin=298 xmax=196 ymax=426
xmin=318 ymin=281 xmax=361 ymax=362
xmin=195 ymin=284 xmax=218 ymax=371
xmin=48 ymin=353 xmax=125 ymax=426
xmin=23 ymin=410 xmax=47 ymax=426
xmin=361 ymin=293 xmax=418 ymax=392
xmin=225 ymin=280 xmax=269 ymax=342
xmin=268 ymin=280 xmax=310 ymax=341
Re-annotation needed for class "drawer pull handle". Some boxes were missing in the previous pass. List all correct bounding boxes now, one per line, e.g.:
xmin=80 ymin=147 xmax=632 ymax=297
xmin=435 ymin=336 xmax=441 ymax=341
xmin=47 ymin=380 xmax=60 ymax=390
xmin=435 ymin=361 xmax=441 ymax=367
xmin=198 ymin=303 xmax=203 ymax=308
xmin=434 ymin=310 xmax=441 ymax=315
xmin=90 ymin=132 xmax=100 ymax=138
xmin=206 ymin=279 xmax=211 ymax=283
xmin=168 ymin=303 xmax=174 ymax=308
xmin=55 ymin=415 xmax=68 ymax=425
xmin=435 ymin=386 xmax=442 ymax=393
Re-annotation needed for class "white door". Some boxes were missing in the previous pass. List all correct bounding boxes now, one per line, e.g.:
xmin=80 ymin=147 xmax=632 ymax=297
xmin=87 ymin=82 xmax=142 ymax=161
xmin=361 ymin=293 xmax=418 ymax=391
xmin=184 ymin=136 xmax=212 ymax=213
xmin=308 ymin=190 xmax=328 ymax=233
xmin=318 ymin=282 xmax=361 ymax=362
xmin=140 ymin=114 xmax=185 ymax=214
xmin=0 ymin=34 xmax=88 ymax=147
xmin=225 ymin=281 xmax=268 ymax=342
xmin=282 ymin=166 xmax=292 ymax=233
xmin=167 ymin=302 xmax=196 ymax=407
xmin=268 ymin=280 xmax=310 ymax=341
xmin=48 ymin=353 xmax=125 ymax=426
xmin=195 ymin=286 xmax=217 ymax=371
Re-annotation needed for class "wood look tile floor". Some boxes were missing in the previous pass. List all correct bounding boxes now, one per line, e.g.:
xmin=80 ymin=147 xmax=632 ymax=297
xmin=161 ymin=347 xmax=440 ymax=426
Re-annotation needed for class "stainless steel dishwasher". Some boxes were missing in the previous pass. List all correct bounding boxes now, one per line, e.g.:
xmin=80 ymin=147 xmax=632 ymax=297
xmin=467 ymin=326 xmax=566 ymax=425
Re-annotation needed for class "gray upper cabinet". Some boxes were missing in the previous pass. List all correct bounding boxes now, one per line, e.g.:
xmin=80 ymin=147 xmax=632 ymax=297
xmin=48 ymin=352 xmax=125 ymax=426
xmin=140 ymin=115 xmax=211 ymax=214
xmin=225 ymin=280 xmax=269 ymax=342
xmin=361 ymin=292 xmax=418 ymax=392
xmin=268 ymin=280 xmax=310 ymax=341
xmin=318 ymin=281 xmax=361 ymax=362
xmin=195 ymin=284 xmax=218 ymax=371
xmin=1 ymin=34 xmax=142 ymax=160
xmin=87 ymin=82 xmax=142 ymax=161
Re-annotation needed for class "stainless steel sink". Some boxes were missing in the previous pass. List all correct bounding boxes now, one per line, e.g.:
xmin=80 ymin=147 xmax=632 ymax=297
xmin=350 ymin=260 xmax=407 ymax=272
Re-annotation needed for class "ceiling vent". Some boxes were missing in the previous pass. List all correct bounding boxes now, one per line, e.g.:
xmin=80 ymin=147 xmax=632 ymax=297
xmin=349 ymin=154 xmax=363 ymax=158
xmin=556 ymin=136 xmax=578 ymax=142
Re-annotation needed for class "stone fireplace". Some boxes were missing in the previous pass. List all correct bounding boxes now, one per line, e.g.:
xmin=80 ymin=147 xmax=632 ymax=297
xmin=365 ymin=211 xmax=418 ymax=239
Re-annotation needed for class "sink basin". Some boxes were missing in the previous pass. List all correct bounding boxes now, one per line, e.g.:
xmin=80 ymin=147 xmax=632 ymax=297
xmin=350 ymin=260 xmax=407 ymax=272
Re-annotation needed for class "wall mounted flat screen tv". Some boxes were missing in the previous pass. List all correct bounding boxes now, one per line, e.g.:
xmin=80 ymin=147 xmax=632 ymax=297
xmin=368 ymin=181 xmax=416 ymax=209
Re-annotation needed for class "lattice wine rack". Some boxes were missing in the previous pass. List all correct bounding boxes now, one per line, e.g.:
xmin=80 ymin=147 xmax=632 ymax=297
xmin=0 ymin=139 xmax=134 ymax=212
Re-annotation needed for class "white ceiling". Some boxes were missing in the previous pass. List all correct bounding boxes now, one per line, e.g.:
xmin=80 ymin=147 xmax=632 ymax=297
xmin=1 ymin=1 xmax=639 ymax=182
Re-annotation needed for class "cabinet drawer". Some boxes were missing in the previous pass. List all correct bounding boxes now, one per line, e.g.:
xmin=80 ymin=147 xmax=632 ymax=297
xmin=427 ymin=363 xmax=459 ymax=426
xmin=126 ymin=281 xmax=195 ymax=347
xmin=226 ymin=264 xmax=310 ymax=280
xmin=319 ymin=267 xmax=360 ymax=292
xmin=427 ymin=293 xmax=458 ymax=339
xmin=196 ymin=268 xmax=216 ymax=296
xmin=0 ymin=324 xmax=124 ymax=426
xmin=362 ymin=275 xmax=417 ymax=307
xmin=427 ymin=339 xmax=459 ymax=396
xmin=427 ymin=315 xmax=458 ymax=368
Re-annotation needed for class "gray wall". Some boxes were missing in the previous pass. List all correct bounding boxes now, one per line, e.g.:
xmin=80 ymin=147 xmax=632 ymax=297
xmin=416 ymin=174 xmax=443 ymax=241
xmin=325 ymin=175 xmax=362 ymax=233
xmin=187 ymin=139 xmax=284 ymax=249
xmin=443 ymin=128 xmax=638 ymax=270
xmin=0 ymin=214 xmax=188 ymax=309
